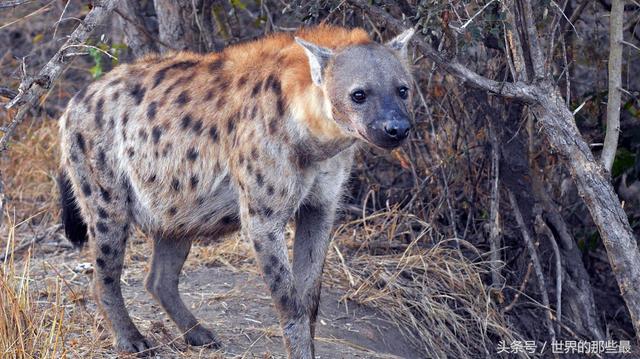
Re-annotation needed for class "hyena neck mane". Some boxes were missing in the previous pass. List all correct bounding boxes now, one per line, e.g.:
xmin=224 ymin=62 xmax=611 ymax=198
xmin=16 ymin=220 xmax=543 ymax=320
xmin=203 ymin=25 xmax=372 ymax=163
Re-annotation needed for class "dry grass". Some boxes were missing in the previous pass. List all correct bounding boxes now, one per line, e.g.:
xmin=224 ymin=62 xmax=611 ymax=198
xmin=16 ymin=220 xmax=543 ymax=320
xmin=324 ymin=209 xmax=525 ymax=358
xmin=0 ymin=218 xmax=65 ymax=359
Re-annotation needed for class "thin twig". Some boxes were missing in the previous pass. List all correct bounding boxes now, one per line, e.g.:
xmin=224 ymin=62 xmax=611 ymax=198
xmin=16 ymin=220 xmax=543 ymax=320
xmin=535 ymin=215 xmax=563 ymax=336
xmin=508 ymin=190 xmax=556 ymax=342
xmin=487 ymin=120 xmax=502 ymax=288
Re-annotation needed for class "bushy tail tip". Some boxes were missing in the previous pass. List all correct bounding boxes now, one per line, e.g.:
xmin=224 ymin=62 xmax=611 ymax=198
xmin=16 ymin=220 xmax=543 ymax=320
xmin=58 ymin=169 xmax=88 ymax=248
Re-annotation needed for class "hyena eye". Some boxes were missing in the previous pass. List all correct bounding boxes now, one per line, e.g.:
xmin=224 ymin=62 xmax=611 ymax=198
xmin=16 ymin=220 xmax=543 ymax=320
xmin=350 ymin=90 xmax=367 ymax=104
xmin=398 ymin=86 xmax=409 ymax=100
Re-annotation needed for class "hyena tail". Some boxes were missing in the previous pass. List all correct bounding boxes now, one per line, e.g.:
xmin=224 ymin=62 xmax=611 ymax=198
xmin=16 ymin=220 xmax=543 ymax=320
xmin=58 ymin=168 xmax=88 ymax=248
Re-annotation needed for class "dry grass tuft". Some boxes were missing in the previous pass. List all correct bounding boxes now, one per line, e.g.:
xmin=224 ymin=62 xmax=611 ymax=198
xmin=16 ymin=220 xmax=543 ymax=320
xmin=325 ymin=209 xmax=524 ymax=359
xmin=0 ymin=218 xmax=65 ymax=359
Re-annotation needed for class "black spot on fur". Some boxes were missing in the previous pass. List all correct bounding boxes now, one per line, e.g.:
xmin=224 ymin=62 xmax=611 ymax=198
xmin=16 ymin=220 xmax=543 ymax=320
xmin=96 ymin=258 xmax=105 ymax=268
xmin=255 ymin=172 xmax=264 ymax=187
xmin=251 ymin=147 xmax=259 ymax=160
xmin=264 ymin=74 xmax=275 ymax=91
xmin=127 ymin=147 xmax=135 ymax=158
xmin=276 ymin=96 xmax=285 ymax=117
xmin=76 ymin=133 xmax=86 ymax=153
xmin=237 ymin=75 xmax=248 ymax=87
xmin=103 ymin=276 xmax=114 ymax=285
xmin=152 ymin=126 xmax=162 ymax=144
xmin=271 ymin=77 xmax=282 ymax=96
xmin=227 ymin=119 xmax=235 ymax=134
xmin=81 ymin=182 xmax=92 ymax=196
xmin=138 ymin=129 xmax=148 ymax=142
xmin=268 ymin=232 xmax=277 ymax=242
xmin=148 ymin=174 xmax=157 ymax=183
xmin=190 ymin=175 xmax=199 ymax=189
xmin=96 ymin=221 xmax=109 ymax=234
xmin=181 ymin=115 xmax=192 ymax=130
xmin=268 ymin=118 xmax=278 ymax=135
xmin=216 ymin=95 xmax=227 ymax=109
xmin=112 ymin=91 xmax=119 ymax=101
xmin=129 ymin=84 xmax=146 ymax=105
xmin=269 ymin=255 xmax=278 ymax=268
xmin=97 ymin=207 xmax=109 ymax=219
xmin=97 ymin=149 xmax=107 ymax=170
xmin=100 ymin=244 xmax=111 ymax=255
xmin=100 ymin=187 xmax=112 ymax=203
xmin=209 ymin=126 xmax=218 ymax=142
xmin=175 ymin=91 xmax=190 ymax=107
xmin=279 ymin=294 xmax=290 ymax=308
xmin=95 ymin=98 xmax=104 ymax=128
xmin=251 ymin=80 xmax=262 ymax=96
xmin=168 ymin=206 xmax=177 ymax=216
xmin=192 ymin=119 xmax=203 ymax=135
xmin=162 ymin=143 xmax=173 ymax=157
xmin=147 ymin=101 xmax=157 ymax=121
xmin=171 ymin=178 xmax=181 ymax=191
xmin=263 ymin=206 xmax=273 ymax=217
xmin=122 ymin=113 xmax=129 ymax=126
xmin=254 ymin=240 xmax=262 ymax=252
xmin=292 ymin=142 xmax=313 ymax=169
xmin=153 ymin=60 xmax=199 ymax=88
xmin=186 ymin=148 xmax=198 ymax=161
xmin=205 ymin=89 xmax=214 ymax=101
xmin=267 ymin=185 xmax=274 ymax=196
xmin=208 ymin=58 xmax=224 ymax=73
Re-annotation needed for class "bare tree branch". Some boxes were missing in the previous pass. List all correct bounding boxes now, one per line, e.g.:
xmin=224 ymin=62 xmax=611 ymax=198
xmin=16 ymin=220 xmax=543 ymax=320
xmin=349 ymin=0 xmax=537 ymax=101
xmin=602 ymin=0 xmax=625 ymax=172
xmin=0 ymin=0 xmax=120 ymax=152
xmin=0 ymin=0 xmax=33 ymax=9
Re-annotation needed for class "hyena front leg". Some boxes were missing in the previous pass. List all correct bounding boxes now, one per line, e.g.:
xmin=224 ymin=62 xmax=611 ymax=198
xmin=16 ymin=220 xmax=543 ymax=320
xmin=241 ymin=198 xmax=312 ymax=359
xmin=145 ymin=236 xmax=220 ymax=347
xmin=292 ymin=201 xmax=336 ymax=355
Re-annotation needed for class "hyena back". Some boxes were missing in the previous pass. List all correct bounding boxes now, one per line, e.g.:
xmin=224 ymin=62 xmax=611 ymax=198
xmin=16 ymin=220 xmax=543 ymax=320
xmin=58 ymin=25 xmax=414 ymax=358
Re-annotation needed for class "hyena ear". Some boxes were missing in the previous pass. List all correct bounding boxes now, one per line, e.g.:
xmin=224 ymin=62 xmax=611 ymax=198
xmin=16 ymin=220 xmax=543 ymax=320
xmin=295 ymin=37 xmax=333 ymax=87
xmin=386 ymin=28 xmax=416 ymax=62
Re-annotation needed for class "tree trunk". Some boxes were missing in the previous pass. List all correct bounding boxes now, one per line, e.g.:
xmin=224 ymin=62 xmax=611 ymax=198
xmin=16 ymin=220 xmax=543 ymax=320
xmin=533 ymin=84 xmax=640 ymax=335
xmin=116 ymin=0 xmax=159 ymax=58
xmin=154 ymin=0 xmax=203 ymax=52
xmin=602 ymin=0 xmax=624 ymax=171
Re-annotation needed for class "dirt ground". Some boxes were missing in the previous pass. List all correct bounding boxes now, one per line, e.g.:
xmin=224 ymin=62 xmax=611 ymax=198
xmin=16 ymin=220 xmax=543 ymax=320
xmin=24 ymin=231 xmax=421 ymax=359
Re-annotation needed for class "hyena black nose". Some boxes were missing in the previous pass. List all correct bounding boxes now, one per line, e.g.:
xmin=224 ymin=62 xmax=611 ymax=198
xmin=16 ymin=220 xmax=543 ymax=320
xmin=383 ymin=119 xmax=411 ymax=140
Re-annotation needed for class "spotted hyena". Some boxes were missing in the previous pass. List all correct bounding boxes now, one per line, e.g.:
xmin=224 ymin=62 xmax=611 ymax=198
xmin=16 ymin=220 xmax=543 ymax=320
xmin=58 ymin=25 xmax=414 ymax=358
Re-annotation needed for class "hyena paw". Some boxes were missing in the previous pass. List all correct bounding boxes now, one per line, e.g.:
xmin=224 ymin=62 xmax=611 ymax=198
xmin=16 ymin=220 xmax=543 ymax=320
xmin=184 ymin=325 xmax=220 ymax=348
xmin=115 ymin=333 xmax=155 ymax=356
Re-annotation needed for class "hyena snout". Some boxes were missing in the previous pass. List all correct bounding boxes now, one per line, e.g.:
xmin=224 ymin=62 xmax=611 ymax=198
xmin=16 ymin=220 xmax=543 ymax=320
xmin=368 ymin=113 xmax=412 ymax=149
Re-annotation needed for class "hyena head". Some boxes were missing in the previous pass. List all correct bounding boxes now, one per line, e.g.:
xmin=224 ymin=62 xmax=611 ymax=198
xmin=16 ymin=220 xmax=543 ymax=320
xmin=296 ymin=28 xmax=415 ymax=149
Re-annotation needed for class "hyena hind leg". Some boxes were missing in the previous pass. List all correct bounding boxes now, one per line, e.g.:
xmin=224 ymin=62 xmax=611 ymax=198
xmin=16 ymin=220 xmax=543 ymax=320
xmin=145 ymin=236 xmax=220 ymax=347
